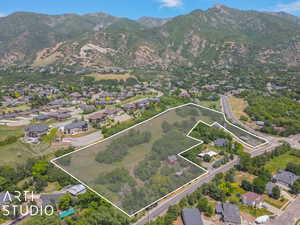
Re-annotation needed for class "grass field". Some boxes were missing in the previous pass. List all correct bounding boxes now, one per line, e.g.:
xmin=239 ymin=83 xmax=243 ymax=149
xmin=0 ymin=140 xmax=56 ymax=165
xmin=228 ymin=96 xmax=249 ymax=120
xmin=54 ymin=103 xmax=266 ymax=215
xmin=86 ymin=73 xmax=135 ymax=81
xmin=264 ymin=153 xmax=300 ymax=173
xmin=0 ymin=125 xmax=25 ymax=140
xmin=197 ymin=100 xmax=221 ymax=111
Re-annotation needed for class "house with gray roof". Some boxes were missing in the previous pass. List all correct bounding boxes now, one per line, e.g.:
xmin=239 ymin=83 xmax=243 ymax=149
xmin=273 ymin=171 xmax=299 ymax=188
xmin=63 ymin=121 xmax=88 ymax=135
xmin=216 ymin=203 xmax=241 ymax=225
xmin=34 ymin=114 xmax=51 ymax=122
xmin=25 ymin=124 xmax=49 ymax=138
xmin=51 ymin=113 xmax=72 ymax=121
xmin=80 ymin=104 xmax=96 ymax=113
xmin=214 ymin=138 xmax=228 ymax=147
xmin=66 ymin=184 xmax=86 ymax=196
xmin=181 ymin=208 xmax=204 ymax=225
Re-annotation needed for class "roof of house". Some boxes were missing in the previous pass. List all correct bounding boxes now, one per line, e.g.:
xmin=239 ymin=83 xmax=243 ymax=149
xmin=89 ymin=113 xmax=106 ymax=120
xmin=242 ymin=192 xmax=264 ymax=204
xmin=274 ymin=171 xmax=299 ymax=185
xmin=35 ymin=114 xmax=51 ymax=120
xmin=52 ymin=113 xmax=72 ymax=119
xmin=214 ymin=138 xmax=228 ymax=147
xmin=66 ymin=184 xmax=86 ymax=196
xmin=25 ymin=124 xmax=49 ymax=133
xmin=64 ymin=121 xmax=87 ymax=130
xmin=80 ymin=104 xmax=96 ymax=111
xmin=182 ymin=208 xmax=204 ymax=225
xmin=221 ymin=203 xmax=241 ymax=225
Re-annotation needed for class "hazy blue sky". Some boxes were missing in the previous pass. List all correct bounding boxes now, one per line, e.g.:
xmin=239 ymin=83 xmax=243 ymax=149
xmin=1 ymin=0 xmax=300 ymax=18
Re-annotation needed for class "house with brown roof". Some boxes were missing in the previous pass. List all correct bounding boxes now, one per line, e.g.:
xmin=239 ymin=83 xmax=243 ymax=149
xmin=88 ymin=113 xmax=107 ymax=124
xmin=241 ymin=192 xmax=264 ymax=208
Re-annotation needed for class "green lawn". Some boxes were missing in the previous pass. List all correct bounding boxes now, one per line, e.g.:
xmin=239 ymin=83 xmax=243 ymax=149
xmin=0 ymin=125 xmax=25 ymax=140
xmin=264 ymin=153 xmax=300 ymax=173
xmin=263 ymin=195 xmax=288 ymax=209
xmin=240 ymin=205 xmax=273 ymax=217
xmin=197 ymin=100 xmax=221 ymax=111
xmin=0 ymin=140 xmax=56 ymax=165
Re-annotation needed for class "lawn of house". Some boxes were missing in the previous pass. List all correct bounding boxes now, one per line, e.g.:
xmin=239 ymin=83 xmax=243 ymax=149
xmin=264 ymin=153 xmax=300 ymax=173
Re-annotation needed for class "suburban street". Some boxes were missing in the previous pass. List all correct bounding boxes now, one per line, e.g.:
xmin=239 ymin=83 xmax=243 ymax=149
xmin=134 ymin=159 xmax=239 ymax=225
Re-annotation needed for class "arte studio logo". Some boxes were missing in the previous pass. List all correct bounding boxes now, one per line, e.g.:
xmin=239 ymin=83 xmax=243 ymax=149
xmin=1 ymin=191 xmax=54 ymax=217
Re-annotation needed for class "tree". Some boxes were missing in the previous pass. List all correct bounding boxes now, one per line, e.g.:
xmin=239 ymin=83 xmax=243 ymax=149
xmin=271 ymin=186 xmax=281 ymax=199
xmin=241 ymin=180 xmax=253 ymax=192
xmin=290 ymin=179 xmax=300 ymax=194
xmin=59 ymin=194 xmax=72 ymax=210
xmin=0 ymin=176 xmax=8 ymax=191
xmin=252 ymin=177 xmax=267 ymax=194
xmin=203 ymin=155 xmax=211 ymax=162
xmin=197 ymin=198 xmax=214 ymax=217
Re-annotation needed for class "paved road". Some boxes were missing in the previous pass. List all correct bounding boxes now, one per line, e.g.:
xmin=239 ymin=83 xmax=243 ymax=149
xmin=221 ymin=95 xmax=272 ymax=141
xmin=134 ymin=159 xmax=239 ymax=225
xmin=221 ymin=95 xmax=300 ymax=152
xmin=266 ymin=196 xmax=300 ymax=225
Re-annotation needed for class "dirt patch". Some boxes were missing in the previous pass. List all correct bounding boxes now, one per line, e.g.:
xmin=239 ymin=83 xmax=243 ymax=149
xmin=86 ymin=73 xmax=135 ymax=81
xmin=228 ymin=96 xmax=248 ymax=120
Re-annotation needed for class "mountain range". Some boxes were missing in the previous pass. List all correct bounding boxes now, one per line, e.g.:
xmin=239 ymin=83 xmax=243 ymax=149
xmin=1 ymin=5 xmax=300 ymax=71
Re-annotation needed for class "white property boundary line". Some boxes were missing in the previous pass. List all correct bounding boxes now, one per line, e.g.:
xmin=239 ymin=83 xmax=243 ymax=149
xmin=51 ymin=103 xmax=269 ymax=217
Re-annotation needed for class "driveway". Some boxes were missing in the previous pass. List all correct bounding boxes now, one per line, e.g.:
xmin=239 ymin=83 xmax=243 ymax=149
xmin=66 ymin=131 xmax=103 ymax=147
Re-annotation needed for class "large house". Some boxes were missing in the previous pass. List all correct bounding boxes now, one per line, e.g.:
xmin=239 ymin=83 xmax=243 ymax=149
xmin=241 ymin=192 xmax=264 ymax=208
xmin=216 ymin=203 xmax=241 ymax=225
xmin=273 ymin=171 xmax=299 ymax=188
xmin=25 ymin=124 xmax=49 ymax=138
xmin=63 ymin=121 xmax=88 ymax=135
xmin=181 ymin=208 xmax=204 ymax=225
xmin=88 ymin=113 xmax=107 ymax=124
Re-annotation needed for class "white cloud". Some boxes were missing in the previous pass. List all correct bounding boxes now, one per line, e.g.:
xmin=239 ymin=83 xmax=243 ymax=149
xmin=0 ymin=13 xmax=6 ymax=17
xmin=275 ymin=0 xmax=300 ymax=13
xmin=159 ymin=0 xmax=183 ymax=8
